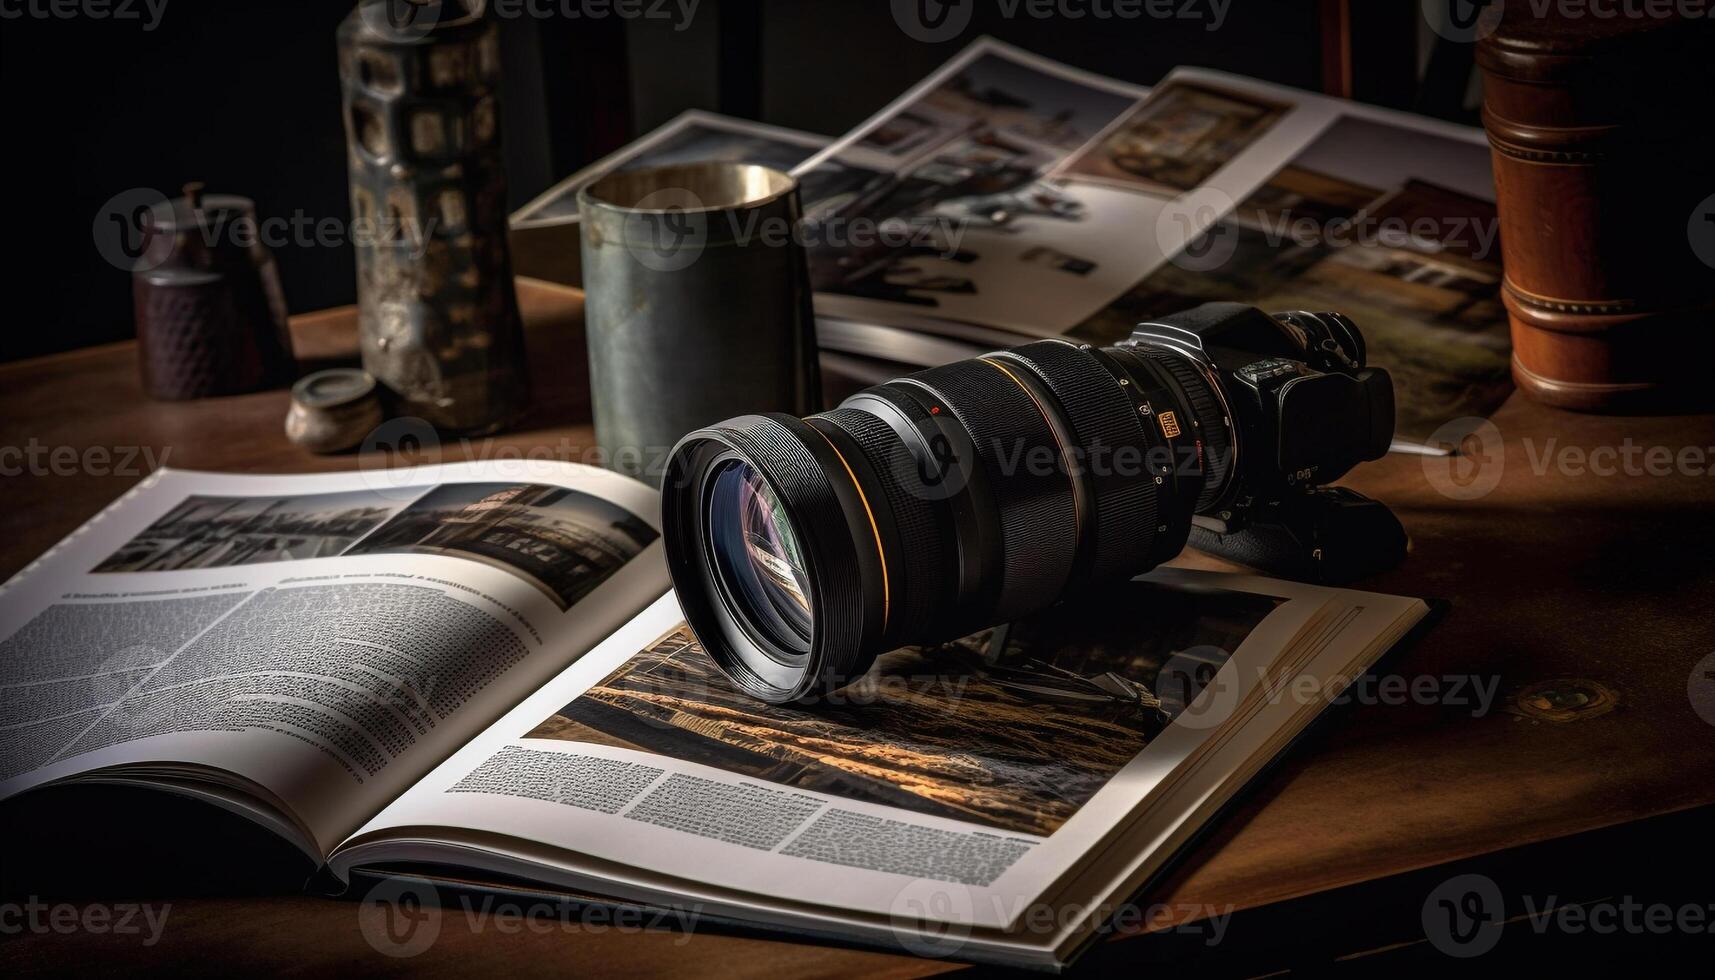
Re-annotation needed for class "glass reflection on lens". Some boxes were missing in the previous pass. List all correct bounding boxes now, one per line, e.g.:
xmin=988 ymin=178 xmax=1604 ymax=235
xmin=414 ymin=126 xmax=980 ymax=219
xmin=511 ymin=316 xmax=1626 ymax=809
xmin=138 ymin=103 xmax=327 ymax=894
xmin=707 ymin=461 xmax=813 ymax=661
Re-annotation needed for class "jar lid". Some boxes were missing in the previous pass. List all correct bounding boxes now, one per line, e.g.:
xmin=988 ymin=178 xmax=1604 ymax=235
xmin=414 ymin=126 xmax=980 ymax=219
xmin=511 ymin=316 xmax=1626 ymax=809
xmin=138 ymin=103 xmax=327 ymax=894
xmin=349 ymin=0 xmax=485 ymax=43
xmin=292 ymin=368 xmax=379 ymax=410
xmin=1477 ymin=8 xmax=1715 ymax=83
xmin=146 ymin=182 xmax=257 ymax=235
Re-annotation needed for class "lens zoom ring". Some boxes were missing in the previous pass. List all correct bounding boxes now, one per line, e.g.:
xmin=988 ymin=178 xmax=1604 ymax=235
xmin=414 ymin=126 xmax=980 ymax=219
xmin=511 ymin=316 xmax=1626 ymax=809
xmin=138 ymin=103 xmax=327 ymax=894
xmin=901 ymin=361 xmax=1077 ymax=616
xmin=999 ymin=341 xmax=1158 ymax=583
xmin=815 ymin=407 xmax=953 ymax=640
xmin=1139 ymin=349 xmax=1231 ymax=513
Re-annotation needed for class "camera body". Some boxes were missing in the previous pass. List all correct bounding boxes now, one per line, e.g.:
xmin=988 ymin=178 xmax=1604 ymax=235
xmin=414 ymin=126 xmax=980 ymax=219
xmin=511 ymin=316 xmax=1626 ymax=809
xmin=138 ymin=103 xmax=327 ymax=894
xmin=1119 ymin=304 xmax=1403 ymax=582
xmin=1124 ymin=303 xmax=1394 ymax=511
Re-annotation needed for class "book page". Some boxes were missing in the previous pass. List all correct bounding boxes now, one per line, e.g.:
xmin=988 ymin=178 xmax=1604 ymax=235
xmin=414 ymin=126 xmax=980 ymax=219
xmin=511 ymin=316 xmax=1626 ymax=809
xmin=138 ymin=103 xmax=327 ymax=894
xmin=335 ymin=569 xmax=1421 ymax=945
xmin=0 ymin=460 xmax=667 ymax=858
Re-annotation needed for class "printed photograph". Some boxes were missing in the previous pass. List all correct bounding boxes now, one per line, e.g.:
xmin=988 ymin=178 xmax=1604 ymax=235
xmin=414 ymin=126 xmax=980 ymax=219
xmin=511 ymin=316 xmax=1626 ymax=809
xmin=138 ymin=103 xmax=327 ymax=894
xmin=1058 ymin=80 xmax=1291 ymax=195
xmin=93 ymin=491 xmax=403 ymax=572
xmin=527 ymin=580 xmax=1283 ymax=837
xmin=343 ymin=483 xmax=657 ymax=610
xmin=1070 ymin=115 xmax=1510 ymax=441
xmin=855 ymin=51 xmax=1141 ymax=160
xmin=795 ymin=159 xmax=892 ymax=220
xmin=804 ymin=49 xmax=1142 ymax=313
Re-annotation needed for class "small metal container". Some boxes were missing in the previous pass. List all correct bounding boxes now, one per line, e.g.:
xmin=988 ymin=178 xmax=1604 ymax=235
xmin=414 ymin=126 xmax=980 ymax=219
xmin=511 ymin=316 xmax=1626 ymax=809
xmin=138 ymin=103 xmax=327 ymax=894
xmin=578 ymin=162 xmax=821 ymax=481
xmin=284 ymin=368 xmax=385 ymax=454
xmin=132 ymin=183 xmax=296 ymax=400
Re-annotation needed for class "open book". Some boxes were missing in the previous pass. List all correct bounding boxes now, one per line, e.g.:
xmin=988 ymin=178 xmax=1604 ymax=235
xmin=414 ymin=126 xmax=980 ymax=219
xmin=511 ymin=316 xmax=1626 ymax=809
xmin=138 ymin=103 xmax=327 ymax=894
xmin=0 ymin=461 xmax=1431 ymax=969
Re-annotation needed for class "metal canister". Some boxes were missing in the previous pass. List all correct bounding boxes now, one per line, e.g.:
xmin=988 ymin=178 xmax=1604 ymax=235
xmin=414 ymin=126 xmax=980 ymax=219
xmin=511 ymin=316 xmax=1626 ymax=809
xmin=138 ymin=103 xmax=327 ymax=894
xmin=337 ymin=0 xmax=529 ymax=435
xmin=132 ymin=183 xmax=296 ymax=400
xmin=578 ymin=162 xmax=821 ymax=481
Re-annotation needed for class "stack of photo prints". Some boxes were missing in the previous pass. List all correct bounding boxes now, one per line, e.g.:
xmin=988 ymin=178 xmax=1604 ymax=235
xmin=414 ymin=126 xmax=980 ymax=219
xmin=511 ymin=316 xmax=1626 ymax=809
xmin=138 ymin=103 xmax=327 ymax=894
xmin=517 ymin=38 xmax=1510 ymax=446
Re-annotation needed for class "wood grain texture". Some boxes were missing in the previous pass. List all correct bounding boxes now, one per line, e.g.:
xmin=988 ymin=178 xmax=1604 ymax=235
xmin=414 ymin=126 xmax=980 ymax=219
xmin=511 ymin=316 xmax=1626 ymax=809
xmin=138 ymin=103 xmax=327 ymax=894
xmin=3 ymin=279 xmax=1715 ymax=973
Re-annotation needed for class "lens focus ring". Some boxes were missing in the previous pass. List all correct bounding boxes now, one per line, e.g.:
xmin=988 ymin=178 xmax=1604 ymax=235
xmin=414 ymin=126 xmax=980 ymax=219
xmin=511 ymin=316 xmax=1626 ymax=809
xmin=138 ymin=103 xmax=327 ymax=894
xmin=897 ymin=359 xmax=1078 ymax=618
xmin=995 ymin=340 xmax=1158 ymax=584
xmin=812 ymin=407 xmax=955 ymax=642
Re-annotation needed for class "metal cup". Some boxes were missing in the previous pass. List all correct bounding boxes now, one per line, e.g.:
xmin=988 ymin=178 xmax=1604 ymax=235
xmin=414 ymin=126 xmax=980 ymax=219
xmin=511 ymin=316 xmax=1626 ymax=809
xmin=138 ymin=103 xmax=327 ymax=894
xmin=578 ymin=162 xmax=821 ymax=482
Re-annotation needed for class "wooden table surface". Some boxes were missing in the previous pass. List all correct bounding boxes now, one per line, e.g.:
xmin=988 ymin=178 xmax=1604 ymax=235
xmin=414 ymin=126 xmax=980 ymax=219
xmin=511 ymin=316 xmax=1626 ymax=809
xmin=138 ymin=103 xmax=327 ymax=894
xmin=3 ymin=279 xmax=1714 ymax=975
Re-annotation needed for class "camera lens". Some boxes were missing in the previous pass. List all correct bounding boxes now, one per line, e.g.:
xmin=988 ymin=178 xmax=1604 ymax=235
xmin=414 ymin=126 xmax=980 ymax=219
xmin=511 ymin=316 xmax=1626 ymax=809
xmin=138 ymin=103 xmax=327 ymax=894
xmin=664 ymin=332 xmax=1219 ymax=704
xmin=664 ymin=305 xmax=1383 ymax=704
xmin=666 ymin=415 xmax=889 ymax=702
xmin=705 ymin=459 xmax=813 ymax=659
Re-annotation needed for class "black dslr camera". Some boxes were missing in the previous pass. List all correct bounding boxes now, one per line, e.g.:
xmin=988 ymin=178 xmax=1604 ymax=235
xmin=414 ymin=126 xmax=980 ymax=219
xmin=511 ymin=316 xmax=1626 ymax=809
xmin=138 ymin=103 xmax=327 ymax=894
xmin=1121 ymin=303 xmax=1404 ymax=584
xmin=663 ymin=302 xmax=1405 ymax=703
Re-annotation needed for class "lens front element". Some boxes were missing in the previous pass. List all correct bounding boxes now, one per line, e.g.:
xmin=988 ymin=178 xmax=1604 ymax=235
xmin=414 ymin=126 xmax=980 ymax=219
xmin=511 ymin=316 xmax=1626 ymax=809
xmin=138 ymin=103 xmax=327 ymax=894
xmin=706 ymin=460 xmax=813 ymax=661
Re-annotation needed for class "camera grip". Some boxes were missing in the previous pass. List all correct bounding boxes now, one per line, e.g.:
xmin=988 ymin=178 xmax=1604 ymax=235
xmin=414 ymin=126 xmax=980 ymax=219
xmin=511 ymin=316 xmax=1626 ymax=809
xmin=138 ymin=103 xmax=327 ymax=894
xmin=1188 ymin=488 xmax=1406 ymax=584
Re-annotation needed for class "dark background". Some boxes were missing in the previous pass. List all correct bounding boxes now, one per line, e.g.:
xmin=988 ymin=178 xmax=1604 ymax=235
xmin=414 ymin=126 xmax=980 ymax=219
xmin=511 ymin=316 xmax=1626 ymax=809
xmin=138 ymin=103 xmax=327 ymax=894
xmin=0 ymin=0 xmax=1459 ymax=362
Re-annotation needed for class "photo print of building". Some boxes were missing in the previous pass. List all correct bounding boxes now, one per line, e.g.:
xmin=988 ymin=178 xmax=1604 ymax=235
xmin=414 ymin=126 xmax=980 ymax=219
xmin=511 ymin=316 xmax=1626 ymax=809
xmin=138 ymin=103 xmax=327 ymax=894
xmin=1058 ymin=80 xmax=1291 ymax=195
xmin=93 ymin=491 xmax=402 ymax=572
xmin=1071 ymin=115 xmax=1509 ymax=441
xmin=345 ymin=483 xmax=657 ymax=610
xmin=529 ymin=580 xmax=1282 ymax=837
